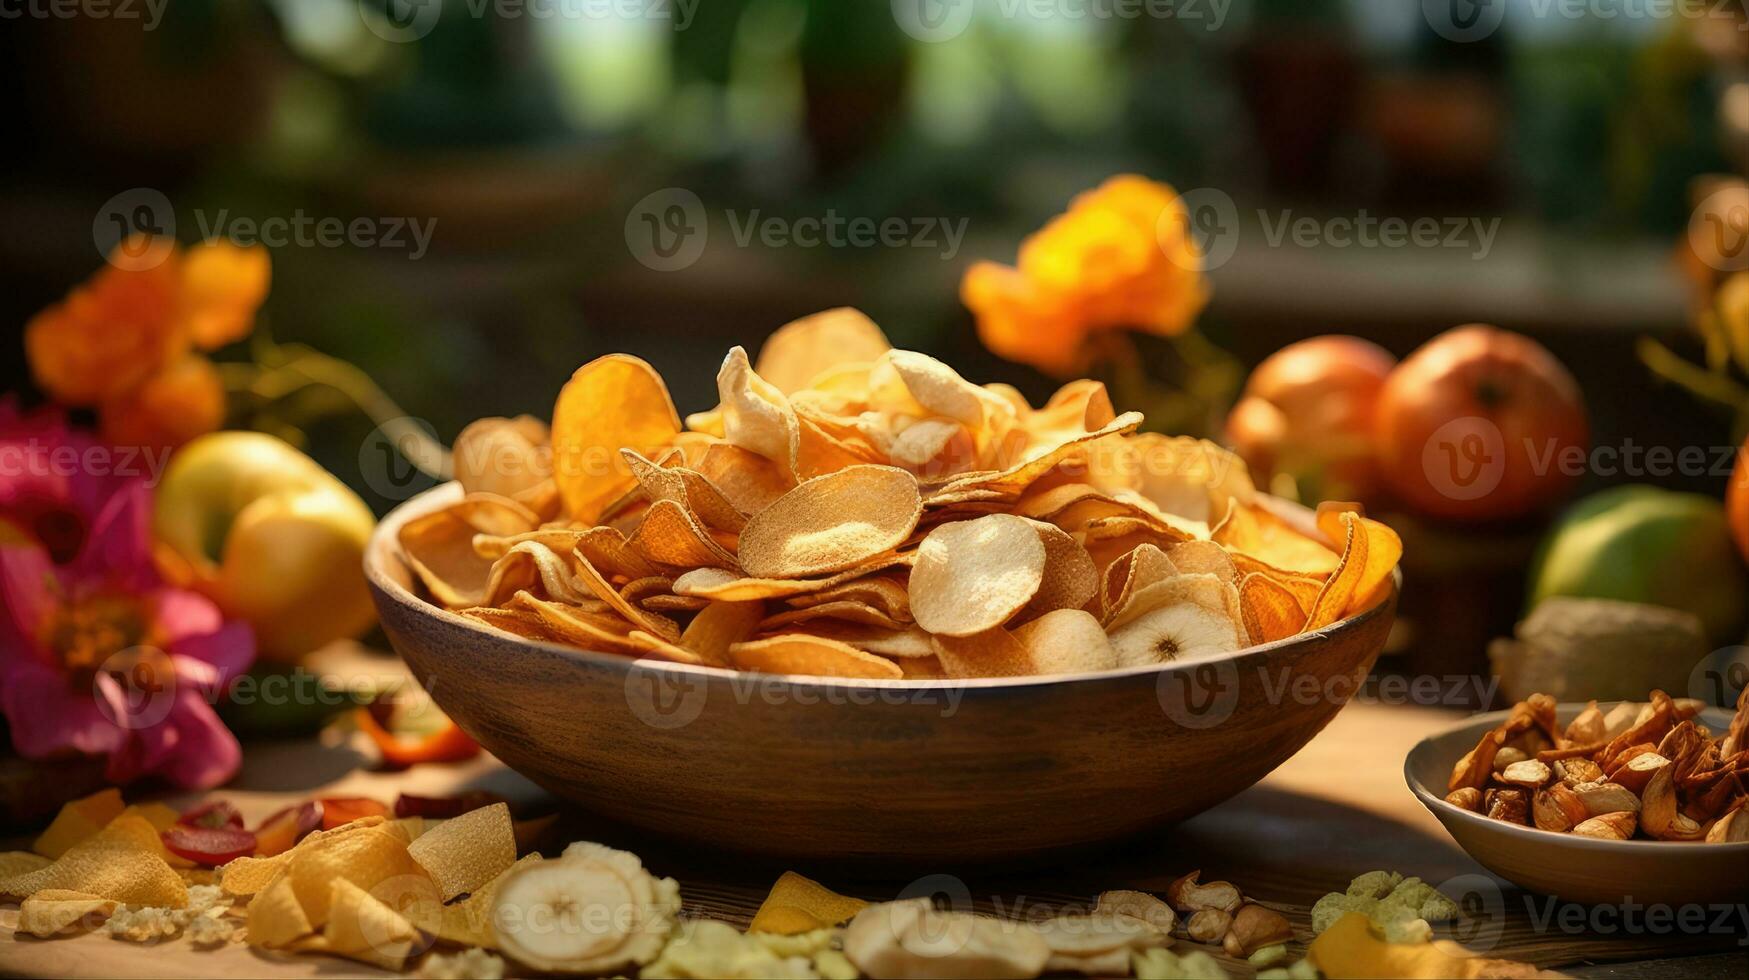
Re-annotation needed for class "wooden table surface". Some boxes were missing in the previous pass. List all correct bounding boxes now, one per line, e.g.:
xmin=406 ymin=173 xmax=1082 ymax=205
xmin=2 ymin=693 xmax=1745 ymax=978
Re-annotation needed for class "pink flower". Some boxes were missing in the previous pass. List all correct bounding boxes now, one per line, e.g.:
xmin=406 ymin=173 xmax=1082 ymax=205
xmin=0 ymin=401 xmax=254 ymax=790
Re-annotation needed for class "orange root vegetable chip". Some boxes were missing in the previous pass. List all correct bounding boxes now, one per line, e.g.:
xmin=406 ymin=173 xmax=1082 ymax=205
xmin=480 ymin=541 xmax=591 ymax=608
xmin=755 ymin=308 xmax=892 ymax=395
xmin=247 ymin=872 xmax=313 ymax=947
xmin=749 ymin=871 xmax=869 ymax=935
xmin=693 ymin=442 xmax=793 ymax=515
xmin=552 ymin=354 xmax=682 ymax=523
xmin=1240 ymin=572 xmax=1310 ymax=644
xmin=1017 ymin=520 xmax=1098 ymax=621
xmin=407 ymin=802 xmax=515 ymax=901
xmin=1306 ymin=509 xmax=1402 ymax=629
xmin=623 ymin=449 xmax=748 ymax=533
xmin=287 ymin=825 xmax=425 ymax=928
xmin=1012 ymin=609 xmax=1117 ymax=675
xmin=737 ymin=465 xmax=922 ymax=579
xmin=627 ymin=498 xmax=742 ymax=570
xmin=729 ymin=635 xmax=903 ymax=679
xmin=19 ymin=888 xmax=116 ymax=937
xmin=1215 ymin=501 xmax=1341 ymax=577
xmin=460 ymin=606 xmax=568 ymax=643
xmin=679 ymin=599 xmax=765 ymax=666
xmin=910 ymin=514 xmax=1048 ymax=636
xmin=33 ymin=788 xmax=124 ymax=859
xmin=570 ymin=552 xmax=683 ymax=642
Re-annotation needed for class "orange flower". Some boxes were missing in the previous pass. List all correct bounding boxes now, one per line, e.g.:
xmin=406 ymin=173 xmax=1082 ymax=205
xmin=26 ymin=236 xmax=270 ymax=449
xmin=181 ymin=239 xmax=272 ymax=349
xmin=99 ymin=354 xmax=228 ymax=451
xmin=962 ymin=175 xmax=1210 ymax=376
xmin=25 ymin=241 xmax=186 ymax=406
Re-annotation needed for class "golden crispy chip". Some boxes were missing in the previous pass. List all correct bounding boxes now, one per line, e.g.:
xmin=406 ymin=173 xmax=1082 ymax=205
xmin=452 ymin=415 xmax=552 ymax=499
xmin=0 ymin=851 xmax=52 ymax=878
xmin=460 ymin=606 xmax=568 ymax=643
xmin=760 ymin=600 xmax=907 ymax=632
xmin=1109 ymin=569 xmax=1244 ymax=634
xmin=2 ymin=815 xmax=186 ymax=907
xmin=718 ymin=346 xmax=802 ymax=478
xmin=400 ymin=853 xmax=541 ymax=950
xmin=729 ymin=635 xmax=903 ymax=679
xmin=787 ymin=574 xmax=911 ymax=622
xmin=896 ymin=656 xmax=947 ymax=679
xmin=800 ymin=622 xmax=936 ymax=658
xmin=288 ymin=825 xmax=424 ymax=928
xmin=737 ymin=465 xmax=921 ymax=579
xmin=624 ymin=449 xmax=749 ymax=533
xmin=406 ymin=802 xmax=515 ymax=902
xmin=571 ymin=525 xmax=660 ymax=581
xmin=910 ymin=514 xmax=1047 ymax=636
xmin=571 ymin=550 xmax=683 ymax=642
xmin=1306 ymin=507 xmax=1401 ymax=628
xmin=220 ymin=853 xmax=290 ymax=897
xmin=1240 ymin=571 xmax=1308 ymax=644
xmin=1128 ymin=434 xmax=1255 ymax=527
xmin=514 ymin=592 xmax=651 ymax=656
xmin=642 ymin=593 xmax=709 ymax=613
xmin=678 ymin=599 xmax=765 ymax=666
xmin=1012 ymin=608 xmax=1117 ymax=675
xmin=692 ymin=442 xmax=793 ymax=515
xmin=1214 ymin=500 xmax=1340 ymax=577
xmin=1018 ymin=520 xmax=1098 ymax=621
xmin=871 ymin=350 xmax=1008 ymax=431
xmin=247 ymin=871 xmax=313 ymax=947
xmin=401 ymin=509 xmax=495 ymax=609
xmin=552 ymin=354 xmax=682 ymax=523
xmin=319 ymin=878 xmax=422 ymax=971
xmin=1164 ymin=539 xmax=1237 ymax=584
xmin=1106 ymin=576 xmax=1248 ymax=667
xmin=942 ymin=413 xmax=1143 ymax=498
xmin=33 ymin=788 xmax=123 ymax=859
xmin=628 ymin=498 xmax=742 ymax=570
xmin=19 ymin=888 xmax=116 ymax=937
xmin=931 ymin=628 xmax=1033 ymax=678
xmin=480 ymin=541 xmax=590 ymax=607
xmin=749 ymin=871 xmax=869 ymax=935
xmin=888 ymin=418 xmax=976 ymax=477
xmin=619 ymin=575 xmax=675 ymax=604
xmin=670 ymin=557 xmax=913 ymax=601
xmin=755 ymin=308 xmax=892 ymax=395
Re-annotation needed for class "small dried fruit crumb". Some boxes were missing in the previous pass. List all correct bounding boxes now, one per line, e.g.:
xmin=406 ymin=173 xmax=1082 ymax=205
xmin=1132 ymin=947 xmax=1230 ymax=980
xmin=418 ymin=947 xmax=506 ymax=980
xmin=105 ymin=906 xmax=181 ymax=942
xmin=185 ymin=913 xmax=236 ymax=947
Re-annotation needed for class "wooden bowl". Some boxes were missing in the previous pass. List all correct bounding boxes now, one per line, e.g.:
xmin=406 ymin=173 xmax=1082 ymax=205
xmin=1406 ymin=705 xmax=1749 ymax=907
xmin=367 ymin=483 xmax=1398 ymax=862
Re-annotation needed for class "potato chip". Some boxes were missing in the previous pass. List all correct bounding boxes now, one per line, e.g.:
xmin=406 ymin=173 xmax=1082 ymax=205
xmin=480 ymin=541 xmax=591 ymax=607
xmin=1240 ymin=571 xmax=1309 ymax=644
xmin=1127 ymin=434 xmax=1255 ymax=526
xmin=318 ymin=878 xmax=422 ymax=971
xmin=1215 ymin=500 xmax=1340 ymax=577
xmin=737 ymin=465 xmax=921 ymax=579
xmin=692 ymin=442 xmax=793 ymax=515
xmin=678 ymin=599 xmax=765 ymax=666
xmin=219 ymin=852 xmax=290 ymax=897
xmin=1011 ymin=609 xmax=1117 ymax=675
xmin=19 ymin=888 xmax=116 ymax=937
xmin=760 ymin=600 xmax=907 ymax=633
xmin=452 ymin=415 xmax=553 ymax=499
xmin=404 ymin=802 xmax=515 ymax=903
xmin=718 ymin=346 xmax=802 ymax=478
xmin=943 ymin=412 xmax=1143 ymax=498
xmin=627 ymin=498 xmax=741 ymax=570
xmin=753 ymin=308 xmax=892 ymax=395
xmin=514 ymin=592 xmax=653 ymax=656
xmin=570 ymin=551 xmax=683 ymax=642
xmin=0 ymin=851 xmax=52 ymax=878
xmin=671 ymin=560 xmax=909 ymax=601
xmin=931 ymin=628 xmax=1033 ymax=678
xmin=401 ymin=508 xmax=495 ymax=609
xmin=749 ymin=871 xmax=869 ymax=935
xmin=786 ymin=574 xmax=911 ymax=621
xmin=729 ymin=635 xmax=903 ymax=679
xmin=1017 ymin=520 xmax=1098 ymax=621
xmin=403 ymin=853 xmax=543 ymax=949
xmin=288 ymin=825 xmax=425 ymax=928
xmin=896 ymin=656 xmax=947 ymax=679
xmin=552 ymin=353 xmax=682 ymax=523
xmin=910 ymin=514 xmax=1047 ymax=636
xmin=800 ymin=622 xmax=936 ymax=658
xmin=624 ymin=449 xmax=749 ymax=533
xmin=2 ymin=814 xmax=187 ymax=907
xmin=32 ymin=788 xmax=124 ymax=859
xmin=461 ymin=605 xmax=568 ymax=643
xmin=247 ymin=871 xmax=313 ymax=947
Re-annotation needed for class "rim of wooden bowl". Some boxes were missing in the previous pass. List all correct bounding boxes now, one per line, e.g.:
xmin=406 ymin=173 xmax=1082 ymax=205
xmin=1404 ymin=704 xmax=1749 ymax=852
xmin=366 ymin=482 xmax=1399 ymax=693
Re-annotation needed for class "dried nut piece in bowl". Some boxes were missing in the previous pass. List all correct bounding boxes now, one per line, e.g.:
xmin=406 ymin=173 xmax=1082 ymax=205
xmin=1449 ymin=687 xmax=1749 ymax=843
xmin=405 ymin=312 xmax=1404 ymax=679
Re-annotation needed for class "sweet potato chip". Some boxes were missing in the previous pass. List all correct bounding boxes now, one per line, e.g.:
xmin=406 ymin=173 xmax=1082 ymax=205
xmin=738 ymin=465 xmax=921 ymax=579
xmin=552 ymin=354 xmax=682 ymax=523
xmin=749 ymin=871 xmax=869 ymax=935
xmin=755 ymin=308 xmax=892 ymax=395
xmin=626 ymin=499 xmax=741 ymax=571
xmin=624 ymin=449 xmax=749 ymax=533
xmin=1240 ymin=571 xmax=1308 ymax=644
xmin=911 ymin=514 xmax=1047 ymax=636
xmin=692 ymin=442 xmax=793 ymax=515
xmin=407 ymin=802 xmax=515 ymax=902
xmin=729 ymin=635 xmax=903 ymax=679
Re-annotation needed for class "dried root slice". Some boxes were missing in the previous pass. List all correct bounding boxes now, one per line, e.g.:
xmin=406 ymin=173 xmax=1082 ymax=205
xmin=1706 ymin=803 xmax=1749 ymax=843
xmin=491 ymin=843 xmax=679 ymax=975
xmin=1612 ymin=753 xmax=1671 ymax=795
xmin=1571 ymin=781 xmax=1642 ymax=817
xmin=1533 ymin=785 xmax=1588 ymax=833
